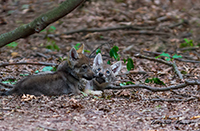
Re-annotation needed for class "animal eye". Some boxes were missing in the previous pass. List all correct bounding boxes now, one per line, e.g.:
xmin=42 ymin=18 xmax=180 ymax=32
xmin=106 ymin=70 xmax=110 ymax=74
xmin=82 ymin=65 xmax=88 ymax=69
xmin=97 ymin=68 xmax=101 ymax=71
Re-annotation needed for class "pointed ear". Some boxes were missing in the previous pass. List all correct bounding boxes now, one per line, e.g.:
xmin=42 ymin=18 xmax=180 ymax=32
xmin=69 ymin=47 xmax=79 ymax=60
xmin=76 ymin=43 xmax=84 ymax=54
xmin=93 ymin=53 xmax=103 ymax=67
xmin=111 ymin=61 xmax=122 ymax=76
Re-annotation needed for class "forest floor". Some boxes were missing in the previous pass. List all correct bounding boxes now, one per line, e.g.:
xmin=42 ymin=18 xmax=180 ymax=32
xmin=0 ymin=0 xmax=200 ymax=130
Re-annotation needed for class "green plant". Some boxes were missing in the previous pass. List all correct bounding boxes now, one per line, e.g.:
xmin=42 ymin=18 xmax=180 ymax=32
xmin=180 ymin=38 xmax=194 ymax=48
xmin=125 ymin=58 xmax=134 ymax=71
xmin=110 ymin=46 xmax=120 ymax=60
xmin=42 ymin=66 xmax=56 ymax=72
xmin=6 ymin=42 xmax=19 ymax=48
xmin=46 ymin=38 xmax=60 ymax=51
xmin=156 ymin=52 xmax=182 ymax=61
xmin=96 ymin=48 xmax=101 ymax=54
xmin=1 ymin=79 xmax=17 ymax=85
xmin=145 ymin=77 xmax=165 ymax=85
xmin=41 ymin=25 xmax=56 ymax=34
xmin=120 ymin=81 xmax=134 ymax=86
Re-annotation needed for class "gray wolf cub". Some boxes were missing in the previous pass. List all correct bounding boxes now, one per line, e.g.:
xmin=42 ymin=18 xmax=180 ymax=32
xmin=0 ymin=46 xmax=94 ymax=96
xmin=84 ymin=53 xmax=122 ymax=94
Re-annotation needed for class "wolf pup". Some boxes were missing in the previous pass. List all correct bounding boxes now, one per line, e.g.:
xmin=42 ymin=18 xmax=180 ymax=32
xmin=0 ymin=46 xmax=94 ymax=96
xmin=84 ymin=53 xmax=122 ymax=94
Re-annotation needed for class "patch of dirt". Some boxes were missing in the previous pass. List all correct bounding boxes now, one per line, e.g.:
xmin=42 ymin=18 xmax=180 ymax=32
xmin=0 ymin=0 xmax=200 ymax=130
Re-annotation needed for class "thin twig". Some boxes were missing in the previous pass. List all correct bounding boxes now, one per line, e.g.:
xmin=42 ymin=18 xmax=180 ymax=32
xmin=38 ymin=124 xmax=57 ymax=131
xmin=54 ymin=25 xmax=156 ymax=37
xmin=106 ymin=79 xmax=200 ymax=92
xmin=0 ymin=62 xmax=57 ymax=68
xmin=123 ymin=30 xmax=170 ymax=36
xmin=0 ymin=82 xmax=13 ymax=88
xmin=151 ymin=119 xmax=197 ymax=125
xmin=143 ymin=97 xmax=196 ymax=102
xmin=172 ymin=61 xmax=183 ymax=80
xmin=89 ymin=40 xmax=112 ymax=58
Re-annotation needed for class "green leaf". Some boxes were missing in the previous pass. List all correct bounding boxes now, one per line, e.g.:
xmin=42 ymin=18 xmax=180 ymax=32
xmin=46 ymin=40 xmax=59 ymax=51
xmin=84 ymin=50 xmax=91 ymax=53
xmin=156 ymin=52 xmax=170 ymax=59
xmin=42 ymin=66 xmax=53 ymax=72
xmin=120 ymin=82 xmax=126 ymax=86
xmin=19 ymin=73 xmax=29 ymax=76
xmin=81 ymin=91 xmax=88 ymax=97
xmin=99 ymin=36 xmax=104 ymax=39
xmin=107 ymin=60 xmax=111 ymax=65
xmin=172 ymin=54 xmax=182 ymax=59
xmin=184 ymin=38 xmax=189 ymax=43
xmin=93 ymin=96 xmax=99 ymax=99
xmin=109 ymin=46 xmax=120 ymax=60
xmin=74 ymin=43 xmax=81 ymax=50
xmin=126 ymin=81 xmax=135 ymax=85
xmin=126 ymin=58 xmax=134 ymax=71
xmin=120 ymin=81 xmax=135 ymax=86
xmin=145 ymin=78 xmax=165 ymax=85
xmin=145 ymin=78 xmax=150 ymax=83
xmin=96 ymin=48 xmax=101 ymax=54
xmin=6 ymin=42 xmax=18 ymax=48
xmin=152 ymin=78 xmax=165 ymax=85
xmin=48 ymin=26 xmax=56 ymax=33
xmin=181 ymin=70 xmax=187 ymax=74
xmin=180 ymin=38 xmax=194 ymax=48
xmin=1 ymin=79 xmax=17 ymax=85
xmin=35 ymin=70 xmax=40 ymax=73
xmin=166 ymin=58 xmax=171 ymax=61
xmin=123 ymin=59 xmax=126 ymax=63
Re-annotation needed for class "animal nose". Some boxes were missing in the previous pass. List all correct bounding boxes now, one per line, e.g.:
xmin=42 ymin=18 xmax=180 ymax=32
xmin=99 ymin=72 xmax=103 ymax=77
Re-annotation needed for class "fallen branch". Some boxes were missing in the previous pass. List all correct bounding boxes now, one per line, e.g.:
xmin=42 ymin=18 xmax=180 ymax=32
xmin=172 ymin=61 xmax=183 ymax=80
xmin=151 ymin=119 xmax=197 ymax=125
xmin=0 ymin=0 xmax=85 ymax=48
xmin=134 ymin=54 xmax=183 ymax=80
xmin=106 ymin=79 xmax=200 ymax=92
xmin=54 ymin=25 xmax=156 ymax=36
xmin=38 ymin=124 xmax=57 ymax=131
xmin=143 ymin=97 xmax=196 ymax=102
xmin=0 ymin=62 xmax=57 ymax=68
xmin=124 ymin=30 xmax=170 ymax=36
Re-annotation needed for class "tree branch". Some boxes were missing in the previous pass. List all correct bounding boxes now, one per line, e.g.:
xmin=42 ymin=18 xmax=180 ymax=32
xmin=107 ymin=80 xmax=200 ymax=92
xmin=0 ymin=62 xmax=57 ymax=68
xmin=0 ymin=0 xmax=85 ymax=48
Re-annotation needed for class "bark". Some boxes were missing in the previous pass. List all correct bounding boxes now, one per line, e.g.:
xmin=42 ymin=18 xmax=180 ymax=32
xmin=0 ymin=0 xmax=85 ymax=48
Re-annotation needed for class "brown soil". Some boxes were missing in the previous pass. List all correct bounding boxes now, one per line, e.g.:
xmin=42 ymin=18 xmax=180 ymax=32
xmin=0 ymin=0 xmax=200 ymax=130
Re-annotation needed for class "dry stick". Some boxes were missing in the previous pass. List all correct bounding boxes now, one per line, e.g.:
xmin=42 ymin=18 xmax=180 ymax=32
xmin=143 ymin=97 xmax=196 ymax=102
xmin=0 ymin=62 xmax=57 ymax=68
xmin=134 ymin=54 xmax=183 ymax=80
xmin=172 ymin=61 xmax=183 ymax=80
xmin=123 ymin=30 xmax=170 ymax=36
xmin=168 ymin=19 xmax=189 ymax=29
xmin=38 ymin=125 xmax=57 ymax=131
xmin=0 ymin=82 xmax=13 ymax=88
xmin=106 ymin=80 xmax=200 ymax=92
xmin=152 ymin=119 xmax=197 ymax=125
xmin=88 ymin=40 xmax=113 ymax=58
xmin=54 ymin=25 xmax=156 ymax=36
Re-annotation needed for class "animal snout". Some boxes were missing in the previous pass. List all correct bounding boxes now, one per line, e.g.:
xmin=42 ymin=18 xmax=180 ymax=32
xmin=99 ymin=72 xmax=103 ymax=77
